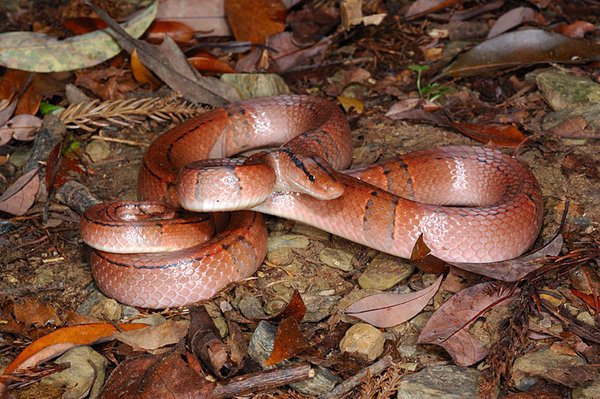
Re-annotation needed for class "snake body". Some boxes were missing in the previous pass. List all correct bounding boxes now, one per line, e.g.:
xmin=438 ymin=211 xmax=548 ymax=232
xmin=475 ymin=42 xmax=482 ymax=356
xmin=81 ymin=95 xmax=543 ymax=308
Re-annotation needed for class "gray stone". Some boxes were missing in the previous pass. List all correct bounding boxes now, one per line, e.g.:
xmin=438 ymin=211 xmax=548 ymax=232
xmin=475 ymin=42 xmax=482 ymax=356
xmin=573 ymin=378 xmax=600 ymax=399
xmin=512 ymin=348 xmax=586 ymax=391
xmin=267 ymin=234 xmax=310 ymax=251
xmin=85 ymin=139 xmax=111 ymax=163
xmin=396 ymin=365 xmax=481 ymax=399
xmin=319 ymin=248 xmax=354 ymax=271
xmin=220 ymin=73 xmax=290 ymax=100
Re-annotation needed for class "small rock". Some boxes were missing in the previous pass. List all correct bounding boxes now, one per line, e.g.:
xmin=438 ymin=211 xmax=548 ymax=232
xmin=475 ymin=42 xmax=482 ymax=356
xmin=89 ymin=298 xmax=122 ymax=321
xmin=358 ymin=254 xmax=415 ymax=290
xmin=291 ymin=223 xmax=331 ymax=240
xmin=220 ymin=73 xmax=290 ymax=100
xmin=267 ymin=234 xmax=310 ymax=251
xmin=238 ymin=294 xmax=268 ymax=320
xmin=41 ymin=346 xmax=108 ymax=399
xmin=248 ymin=321 xmax=338 ymax=395
xmin=339 ymin=323 xmax=384 ymax=362
xmin=576 ymin=311 xmax=596 ymax=327
xmin=319 ymin=248 xmax=354 ymax=271
xmin=85 ymin=139 xmax=111 ymax=163
xmin=573 ymin=378 xmax=600 ymax=399
xmin=302 ymin=293 xmax=340 ymax=322
xmin=266 ymin=247 xmax=294 ymax=266
xmin=512 ymin=347 xmax=586 ymax=391
xmin=395 ymin=365 xmax=481 ymax=399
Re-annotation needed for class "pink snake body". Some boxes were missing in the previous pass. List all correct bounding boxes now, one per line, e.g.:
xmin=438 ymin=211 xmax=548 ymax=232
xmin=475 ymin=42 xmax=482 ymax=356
xmin=81 ymin=95 xmax=543 ymax=308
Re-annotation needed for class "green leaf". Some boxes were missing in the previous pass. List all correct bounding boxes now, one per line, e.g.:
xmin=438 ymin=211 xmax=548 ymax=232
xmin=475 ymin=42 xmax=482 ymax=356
xmin=0 ymin=1 xmax=158 ymax=73
xmin=39 ymin=102 xmax=63 ymax=115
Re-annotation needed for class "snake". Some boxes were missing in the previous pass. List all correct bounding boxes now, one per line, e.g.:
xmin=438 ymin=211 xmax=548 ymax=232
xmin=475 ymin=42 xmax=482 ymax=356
xmin=80 ymin=95 xmax=543 ymax=309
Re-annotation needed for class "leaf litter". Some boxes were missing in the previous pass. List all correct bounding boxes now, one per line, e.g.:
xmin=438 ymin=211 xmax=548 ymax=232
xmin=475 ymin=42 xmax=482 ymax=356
xmin=0 ymin=1 xmax=600 ymax=398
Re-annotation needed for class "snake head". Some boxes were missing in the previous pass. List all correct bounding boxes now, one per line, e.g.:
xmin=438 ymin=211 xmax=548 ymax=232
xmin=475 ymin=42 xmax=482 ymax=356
xmin=273 ymin=149 xmax=345 ymax=200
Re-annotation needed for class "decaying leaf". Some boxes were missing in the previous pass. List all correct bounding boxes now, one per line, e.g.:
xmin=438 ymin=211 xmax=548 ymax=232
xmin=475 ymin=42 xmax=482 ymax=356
xmin=0 ymin=168 xmax=40 ymax=216
xmin=418 ymin=281 xmax=518 ymax=366
xmin=263 ymin=317 xmax=310 ymax=366
xmin=112 ymin=319 xmax=189 ymax=353
xmin=13 ymin=299 xmax=62 ymax=329
xmin=556 ymin=21 xmax=596 ymax=39
xmin=99 ymin=348 xmax=214 ymax=399
xmin=224 ymin=0 xmax=286 ymax=44
xmin=0 ymin=114 xmax=42 ymax=143
xmin=345 ymin=275 xmax=443 ymax=328
xmin=0 ymin=2 xmax=157 ymax=72
xmin=444 ymin=29 xmax=600 ymax=78
xmin=269 ymin=290 xmax=306 ymax=323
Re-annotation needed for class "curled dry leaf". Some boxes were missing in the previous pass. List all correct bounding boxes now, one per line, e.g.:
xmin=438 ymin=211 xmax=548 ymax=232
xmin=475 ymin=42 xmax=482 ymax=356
xmin=555 ymin=21 xmax=597 ymax=39
xmin=345 ymin=275 xmax=443 ymax=328
xmin=450 ymin=121 xmax=527 ymax=147
xmin=0 ymin=2 xmax=157 ymax=72
xmin=145 ymin=20 xmax=197 ymax=44
xmin=112 ymin=319 xmax=189 ymax=353
xmin=1 ymin=114 xmax=42 ymax=142
xmin=487 ymin=7 xmax=547 ymax=39
xmin=188 ymin=53 xmax=236 ymax=74
xmin=0 ymin=168 xmax=40 ymax=216
xmin=418 ymin=281 xmax=518 ymax=366
xmin=443 ymin=29 xmax=600 ymax=78
xmin=449 ymin=234 xmax=564 ymax=282
xmin=131 ymin=48 xmax=162 ymax=89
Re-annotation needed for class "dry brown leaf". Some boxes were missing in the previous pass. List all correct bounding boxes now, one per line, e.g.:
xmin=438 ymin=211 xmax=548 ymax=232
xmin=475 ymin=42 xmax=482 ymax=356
xmin=487 ymin=7 xmax=547 ymax=39
xmin=555 ymin=21 xmax=597 ymax=39
xmin=1 ymin=114 xmax=42 ymax=142
xmin=224 ymin=0 xmax=286 ymax=44
xmin=0 ymin=168 xmax=40 ymax=216
xmin=13 ymin=299 xmax=62 ymax=329
xmin=263 ymin=317 xmax=310 ymax=366
xmin=418 ymin=281 xmax=518 ymax=366
xmin=405 ymin=0 xmax=461 ymax=19
xmin=131 ymin=48 xmax=162 ymax=89
xmin=112 ymin=319 xmax=189 ymax=353
xmin=345 ymin=275 xmax=443 ymax=328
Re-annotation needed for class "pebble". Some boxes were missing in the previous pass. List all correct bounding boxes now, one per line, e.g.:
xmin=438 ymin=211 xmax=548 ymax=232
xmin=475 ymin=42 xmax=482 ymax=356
xmin=319 ymin=248 xmax=354 ymax=271
xmin=358 ymin=254 xmax=415 ymax=290
xmin=220 ymin=73 xmax=290 ymax=99
xmin=89 ymin=298 xmax=122 ymax=321
xmin=266 ymin=247 xmax=294 ymax=266
xmin=302 ymin=293 xmax=341 ymax=322
xmin=339 ymin=323 xmax=384 ymax=362
xmin=573 ymin=378 xmax=600 ymax=399
xmin=395 ymin=365 xmax=481 ymax=399
xmin=41 ymin=346 xmax=107 ymax=399
xmin=512 ymin=347 xmax=586 ymax=391
xmin=85 ymin=139 xmax=111 ymax=163
xmin=267 ymin=234 xmax=310 ymax=251
xmin=291 ymin=223 xmax=331 ymax=240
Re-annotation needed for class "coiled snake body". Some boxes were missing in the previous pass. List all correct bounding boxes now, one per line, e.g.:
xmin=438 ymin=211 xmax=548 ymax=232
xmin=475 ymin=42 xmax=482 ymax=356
xmin=81 ymin=95 xmax=542 ymax=308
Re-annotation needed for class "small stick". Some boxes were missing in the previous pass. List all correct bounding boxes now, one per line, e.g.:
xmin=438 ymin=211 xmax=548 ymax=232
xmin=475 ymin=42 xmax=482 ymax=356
xmin=211 ymin=364 xmax=313 ymax=399
xmin=90 ymin=135 xmax=148 ymax=147
xmin=319 ymin=355 xmax=394 ymax=399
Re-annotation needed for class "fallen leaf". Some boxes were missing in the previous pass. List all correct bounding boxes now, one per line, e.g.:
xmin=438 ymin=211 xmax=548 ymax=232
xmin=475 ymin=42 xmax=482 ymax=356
xmin=263 ymin=317 xmax=310 ymax=366
xmin=0 ymin=2 xmax=157 ymax=72
xmin=449 ymin=234 xmax=564 ymax=282
xmin=156 ymin=0 xmax=231 ymax=37
xmin=410 ymin=234 xmax=448 ymax=274
xmin=405 ymin=0 xmax=461 ymax=19
xmin=112 ymin=319 xmax=189 ymax=353
xmin=487 ymin=7 xmax=547 ymax=39
xmin=555 ymin=21 xmax=597 ymax=39
xmin=450 ymin=121 xmax=527 ymax=147
xmin=0 ymin=69 xmax=32 ymax=117
xmin=0 ymin=323 xmax=146 ymax=396
xmin=188 ymin=52 xmax=236 ymax=74
xmin=385 ymin=98 xmax=421 ymax=117
xmin=444 ymin=29 xmax=600 ymax=78
xmin=145 ymin=20 xmax=196 ymax=44
xmin=13 ymin=299 xmax=61 ymax=329
xmin=269 ymin=290 xmax=306 ymax=323
xmin=131 ymin=48 xmax=162 ymax=89
xmin=345 ymin=275 xmax=443 ymax=328
xmin=99 ymin=348 xmax=214 ymax=399
xmin=224 ymin=0 xmax=286 ymax=44
xmin=62 ymin=17 xmax=108 ymax=35
xmin=0 ymin=168 xmax=40 ymax=216
xmin=90 ymin=3 xmax=239 ymax=105
xmin=337 ymin=96 xmax=364 ymax=113
xmin=1 ymin=114 xmax=42 ymax=142
xmin=571 ymin=290 xmax=600 ymax=313
xmin=418 ymin=281 xmax=517 ymax=366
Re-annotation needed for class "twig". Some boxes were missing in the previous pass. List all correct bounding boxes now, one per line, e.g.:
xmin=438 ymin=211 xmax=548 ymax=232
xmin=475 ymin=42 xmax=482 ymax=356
xmin=90 ymin=135 xmax=148 ymax=147
xmin=211 ymin=364 xmax=313 ymax=399
xmin=319 ymin=355 xmax=393 ymax=399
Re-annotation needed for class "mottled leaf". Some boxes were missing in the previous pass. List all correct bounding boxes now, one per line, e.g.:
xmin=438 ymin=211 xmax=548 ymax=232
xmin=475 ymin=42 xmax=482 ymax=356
xmin=0 ymin=2 xmax=158 ymax=72
xmin=444 ymin=29 xmax=600 ymax=78
xmin=345 ymin=275 xmax=443 ymax=328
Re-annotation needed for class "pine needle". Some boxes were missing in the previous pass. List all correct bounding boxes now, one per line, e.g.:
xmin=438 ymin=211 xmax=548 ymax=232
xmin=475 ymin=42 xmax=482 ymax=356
xmin=56 ymin=95 xmax=204 ymax=131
